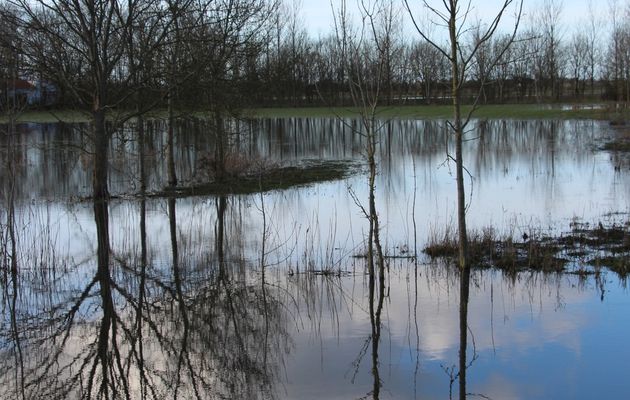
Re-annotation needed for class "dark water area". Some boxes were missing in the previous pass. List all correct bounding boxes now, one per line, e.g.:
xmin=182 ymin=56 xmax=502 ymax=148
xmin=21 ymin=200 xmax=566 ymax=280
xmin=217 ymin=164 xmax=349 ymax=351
xmin=1 ymin=117 xmax=629 ymax=399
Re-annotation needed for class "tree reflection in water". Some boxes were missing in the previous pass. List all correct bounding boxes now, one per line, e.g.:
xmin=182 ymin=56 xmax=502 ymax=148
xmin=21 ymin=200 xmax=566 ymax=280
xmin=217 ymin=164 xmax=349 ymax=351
xmin=1 ymin=117 xmax=627 ymax=399
xmin=0 ymin=193 xmax=290 ymax=399
xmin=458 ymin=262 xmax=472 ymax=400
xmin=366 ymin=224 xmax=385 ymax=400
xmin=2 ymin=117 xmax=27 ymax=399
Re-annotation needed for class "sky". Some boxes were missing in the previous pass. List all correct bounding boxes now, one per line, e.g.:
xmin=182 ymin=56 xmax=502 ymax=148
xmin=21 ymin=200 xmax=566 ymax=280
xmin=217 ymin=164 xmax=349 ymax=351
xmin=299 ymin=0 xmax=606 ymax=37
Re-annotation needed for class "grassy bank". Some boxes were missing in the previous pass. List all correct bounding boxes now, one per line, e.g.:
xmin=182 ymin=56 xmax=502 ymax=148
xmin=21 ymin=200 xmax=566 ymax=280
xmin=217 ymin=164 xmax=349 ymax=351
xmin=0 ymin=110 xmax=92 ymax=123
xmin=1 ymin=103 xmax=621 ymax=124
xmin=249 ymin=103 xmax=615 ymax=120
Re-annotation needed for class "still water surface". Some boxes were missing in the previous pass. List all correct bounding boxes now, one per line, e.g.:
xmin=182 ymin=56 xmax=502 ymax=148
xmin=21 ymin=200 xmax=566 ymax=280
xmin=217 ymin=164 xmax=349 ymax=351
xmin=0 ymin=118 xmax=629 ymax=399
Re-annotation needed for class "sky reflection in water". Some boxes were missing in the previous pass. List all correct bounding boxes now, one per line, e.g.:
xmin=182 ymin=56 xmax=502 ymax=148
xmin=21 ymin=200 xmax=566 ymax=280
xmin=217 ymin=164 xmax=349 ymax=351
xmin=0 ymin=118 xmax=629 ymax=399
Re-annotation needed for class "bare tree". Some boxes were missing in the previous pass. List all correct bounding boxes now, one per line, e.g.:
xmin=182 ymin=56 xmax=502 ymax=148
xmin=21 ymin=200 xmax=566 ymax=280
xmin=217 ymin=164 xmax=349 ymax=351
xmin=372 ymin=1 xmax=403 ymax=105
xmin=510 ymin=31 xmax=535 ymax=101
xmin=330 ymin=0 xmax=355 ymax=106
xmin=471 ymin=23 xmax=493 ymax=102
xmin=606 ymin=0 xmax=630 ymax=105
xmin=585 ymin=0 xmax=602 ymax=96
xmin=404 ymin=1 xmax=522 ymax=398
xmin=197 ymin=0 xmax=276 ymax=182
xmin=332 ymin=0 xmax=387 ymax=270
xmin=286 ymin=0 xmax=308 ymax=105
xmin=409 ymin=40 xmax=448 ymax=103
xmin=0 ymin=6 xmax=21 ymax=110
xmin=10 ymin=0 xmax=161 ymax=199
xmin=568 ymin=32 xmax=589 ymax=97
xmin=492 ymin=34 xmax=515 ymax=101
xmin=537 ymin=0 xmax=564 ymax=100
xmin=331 ymin=3 xmax=390 ymax=396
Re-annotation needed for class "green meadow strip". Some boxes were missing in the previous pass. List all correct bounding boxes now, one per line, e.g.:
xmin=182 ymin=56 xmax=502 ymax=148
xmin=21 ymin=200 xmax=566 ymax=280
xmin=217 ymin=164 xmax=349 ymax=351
xmin=1 ymin=103 xmax=619 ymax=123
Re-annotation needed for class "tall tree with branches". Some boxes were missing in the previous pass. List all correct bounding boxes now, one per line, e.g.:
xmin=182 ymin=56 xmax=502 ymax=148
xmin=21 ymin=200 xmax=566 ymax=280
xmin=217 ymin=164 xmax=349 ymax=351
xmin=10 ymin=0 xmax=165 ymax=199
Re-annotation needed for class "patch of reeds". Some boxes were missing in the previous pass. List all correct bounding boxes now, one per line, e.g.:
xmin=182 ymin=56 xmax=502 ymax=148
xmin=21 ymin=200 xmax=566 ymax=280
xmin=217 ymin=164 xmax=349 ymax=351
xmin=425 ymin=226 xmax=566 ymax=273
xmin=590 ymin=256 xmax=630 ymax=276
xmin=602 ymin=139 xmax=630 ymax=152
xmin=425 ymin=220 xmax=630 ymax=277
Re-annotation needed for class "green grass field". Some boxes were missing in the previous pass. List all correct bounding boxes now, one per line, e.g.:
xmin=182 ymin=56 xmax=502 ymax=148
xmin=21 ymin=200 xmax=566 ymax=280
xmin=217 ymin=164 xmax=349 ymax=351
xmin=249 ymin=103 xmax=614 ymax=120
xmin=1 ymin=103 xmax=621 ymax=123
xmin=0 ymin=110 xmax=91 ymax=123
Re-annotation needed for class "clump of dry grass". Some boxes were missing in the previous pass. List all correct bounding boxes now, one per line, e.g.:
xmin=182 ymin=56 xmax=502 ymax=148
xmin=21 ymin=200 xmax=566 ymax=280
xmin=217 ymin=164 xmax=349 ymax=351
xmin=195 ymin=152 xmax=279 ymax=182
xmin=425 ymin=220 xmax=630 ymax=276
xmin=425 ymin=226 xmax=566 ymax=273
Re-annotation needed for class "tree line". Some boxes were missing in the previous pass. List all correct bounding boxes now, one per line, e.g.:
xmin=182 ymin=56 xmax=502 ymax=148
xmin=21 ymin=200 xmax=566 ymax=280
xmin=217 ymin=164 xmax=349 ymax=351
xmin=1 ymin=0 xmax=630 ymax=113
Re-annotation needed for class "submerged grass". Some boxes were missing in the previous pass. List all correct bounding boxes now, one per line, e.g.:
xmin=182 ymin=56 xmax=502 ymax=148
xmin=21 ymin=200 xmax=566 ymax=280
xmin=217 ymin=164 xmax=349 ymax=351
xmin=150 ymin=159 xmax=361 ymax=197
xmin=602 ymin=130 xmax=630 ymax=153
xmin=425 ymin=227 xmax=567 ymax=273
xmin=602 ymin=140 xmax=630 ymax=152
xmin=425 ymin=220 xmax=630 ymax=276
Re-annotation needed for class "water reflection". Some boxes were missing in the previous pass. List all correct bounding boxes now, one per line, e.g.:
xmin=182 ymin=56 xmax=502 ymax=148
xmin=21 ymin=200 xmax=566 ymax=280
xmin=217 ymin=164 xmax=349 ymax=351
xmin=0 ymin=193 xmax=291 ymax=399
xmin=2 ymin=118 xmax=630 ymax=399
xmin=2 ymin=118 xmax=628 ymax=249
xmin=2 ymin=194 xmax=630 ymax=398
xmin=366 ymin=233 xmax=385 ymax=400
xmin=0 ymin=119 xmax=619 ymax=199
xmin=458 ymin=261 xmax=471 ymax=400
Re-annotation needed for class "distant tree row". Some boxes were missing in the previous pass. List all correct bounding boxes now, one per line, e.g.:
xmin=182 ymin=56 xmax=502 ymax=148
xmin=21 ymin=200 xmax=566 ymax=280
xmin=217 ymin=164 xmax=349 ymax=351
xmin=257 ymin=0 xmax=630 ymax=106
xmin=2 ymin=0 xmax=630 ymax=113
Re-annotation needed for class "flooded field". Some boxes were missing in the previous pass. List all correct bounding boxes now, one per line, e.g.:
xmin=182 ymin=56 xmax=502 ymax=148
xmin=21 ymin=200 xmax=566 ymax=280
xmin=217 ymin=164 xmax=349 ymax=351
xmin=1 ymin=118 xmax=629 ymax=399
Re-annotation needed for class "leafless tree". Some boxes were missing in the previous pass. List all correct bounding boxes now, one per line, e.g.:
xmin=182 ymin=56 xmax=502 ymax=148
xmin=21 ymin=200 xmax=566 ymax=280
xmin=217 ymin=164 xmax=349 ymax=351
xmin=509 ymin=31 xmax=536 ymax=100
xmin=537 ymin=0 xmax=564 ymax=99
xmin=0 ymin=5 xmax=22 ymax=110
xmin=197 ymin=0 xmax=276 ymax=182
xmin=491 ymin=34 xmax=516 ymax=101
xmin=585 ymin=0 xmax=602 ymax=95
xmin=330 ymin=0 xmax=354 ymax=106
xmin=568 ymin=32 xmax=590 ymax=97
xmin=329 ymin=5 xmax=391 ymax=397
xmin=605 ymin=0 xmax=630 ymax=105
xmin=9 ymin=0 xmax=165 ymax=199
xmin=335 ymin=0 xmax=389 ymax=271
xmin=409 ymin=40 xmax=448 ymax=103
xmin=404 ymin=1 xmax=522 ymax=398
xmin=471 ymin=23 xmax=493 ymax=102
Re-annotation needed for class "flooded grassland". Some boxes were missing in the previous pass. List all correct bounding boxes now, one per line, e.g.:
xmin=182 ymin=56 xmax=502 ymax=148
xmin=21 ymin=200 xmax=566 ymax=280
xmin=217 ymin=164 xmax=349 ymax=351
xmin=1 ymin=117 xmax=630 ymax=399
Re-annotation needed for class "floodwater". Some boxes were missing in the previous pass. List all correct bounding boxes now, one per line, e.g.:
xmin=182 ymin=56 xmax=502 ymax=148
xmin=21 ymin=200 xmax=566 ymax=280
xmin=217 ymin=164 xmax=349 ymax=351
xmin=1 ymin=117 xmax=629 ymax=399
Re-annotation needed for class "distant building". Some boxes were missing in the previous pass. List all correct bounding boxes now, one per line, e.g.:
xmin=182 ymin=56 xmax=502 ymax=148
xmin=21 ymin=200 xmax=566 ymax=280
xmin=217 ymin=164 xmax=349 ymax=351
xmin=1 ymin=78 xmax=58 ymax=107
xmin=34 ymin=80 xmax=59 ymax=106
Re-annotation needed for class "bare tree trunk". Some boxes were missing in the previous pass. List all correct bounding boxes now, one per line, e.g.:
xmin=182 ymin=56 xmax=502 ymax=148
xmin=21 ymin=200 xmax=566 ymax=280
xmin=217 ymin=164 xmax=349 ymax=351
xmin=138 ymin=116 xmax=147 ymax=194
xmin=447 ymin=11 xmax=469 ymax=399
xmin=92 ymin=108 xmax=110 ymax=200
xmin=167 ymin=97 xmax=177 ymax=187
xmin=459 ymin=259 xmax=471 ymax=400
xmin=448 ymin=14 xmax=469 ymax=275
xmin=214 ymin=111 xmax=227 ymax=183
xmin=368 ymin=217 xmax=385 ymax=400
xmin=5 ymin=115 xmax=26 ymax=400
xmin=91 ymin=197 xmax=126 ymax=397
